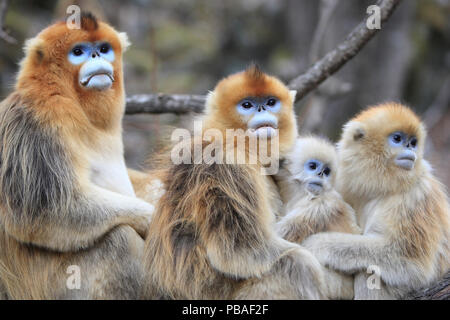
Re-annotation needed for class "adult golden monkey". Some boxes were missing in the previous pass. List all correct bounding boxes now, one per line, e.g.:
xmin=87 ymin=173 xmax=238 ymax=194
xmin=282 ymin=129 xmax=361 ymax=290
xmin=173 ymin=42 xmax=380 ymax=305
xmin=303 ymin=103 xmax=450 ymax=299
xmin=0 ymin=13 xmax=153 ymax=299
xmin=142 ymin=65 xmax=326 ymax=300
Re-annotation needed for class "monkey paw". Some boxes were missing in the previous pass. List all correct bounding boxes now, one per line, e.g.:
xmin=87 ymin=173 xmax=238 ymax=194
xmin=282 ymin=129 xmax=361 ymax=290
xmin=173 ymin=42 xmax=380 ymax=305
xmin=301 ymin=233 xmax=334 ymax=267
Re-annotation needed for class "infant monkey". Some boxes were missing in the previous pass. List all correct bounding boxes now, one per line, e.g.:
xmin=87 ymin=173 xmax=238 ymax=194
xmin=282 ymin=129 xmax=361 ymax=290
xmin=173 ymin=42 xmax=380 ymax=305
xmin=275 ymin=136 xmax=360 ymax=299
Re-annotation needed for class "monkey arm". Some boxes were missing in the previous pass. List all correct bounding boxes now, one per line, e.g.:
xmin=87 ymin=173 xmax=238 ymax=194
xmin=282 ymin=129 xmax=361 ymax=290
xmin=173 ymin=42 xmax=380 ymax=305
xmin=201 ymin=164 xmax=287 ymax=278
xmin=157 ymin=161 xmax=288 ymax=279
xmin=127 ymin=168 xmax=166 ymax=204
xmin=1 ymin=178 xmax=154 ymax=252
xmin=0 ymin=105 xmax=154 ymax=252
xmin=127 ymin=168 xmax=150 ymax=195
xmin=302 ymin=232 xmax=425 ymax=288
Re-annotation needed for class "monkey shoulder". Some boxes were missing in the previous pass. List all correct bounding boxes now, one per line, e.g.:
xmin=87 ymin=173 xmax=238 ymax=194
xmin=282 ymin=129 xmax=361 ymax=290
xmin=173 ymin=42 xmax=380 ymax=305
xmin=0 ymin=97 xmax=74 ymax=219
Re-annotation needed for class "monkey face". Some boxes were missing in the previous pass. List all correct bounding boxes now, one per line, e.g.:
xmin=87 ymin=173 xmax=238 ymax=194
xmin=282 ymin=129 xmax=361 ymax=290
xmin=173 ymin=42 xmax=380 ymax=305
xmin=283 ymin=137 xmax=337 ymax=196
xmin=301 ymin=159 xmax=332 ymax=195
xmin=17 ymin=13 xmax=129 ymax=100
xmin=337 ymin=103 xmax=427 ymax=196
xmin=205 ymin=65 xmax=298 ymax=157
xmin=286 ymin=158 xmax=333 ymax=196
xmin=68 ymin=42 xmax=115 ymax=91
xmin=235 ymin=96 xmax=281 ymax=138
xmin=387 ymin=131 xmax=418 ymax=171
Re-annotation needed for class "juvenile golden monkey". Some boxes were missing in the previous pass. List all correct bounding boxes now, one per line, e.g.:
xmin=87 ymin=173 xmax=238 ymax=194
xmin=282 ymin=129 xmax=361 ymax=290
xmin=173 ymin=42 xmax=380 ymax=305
xmin=274 ymin=136 xmax=360 ymax=299
xmin=142 ymin=65 xmax=326 ymax=299
xmin=0 ymin=13 xmax=153 ymax=299
xmin=303 ymin=103 xmax=450 ymax=299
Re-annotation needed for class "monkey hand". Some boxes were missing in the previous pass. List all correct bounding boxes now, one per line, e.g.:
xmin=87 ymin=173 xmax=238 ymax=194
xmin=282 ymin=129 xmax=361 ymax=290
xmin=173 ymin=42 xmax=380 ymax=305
xmin=144 ymin=179 xmax=166 ymax=205
xmin=302 ymin=232 xmax=373 ymax=275
xmin=121 ymin=201 xmax=155 ymax=240
xmin=301 ymin=232 xmax=339 ymax=268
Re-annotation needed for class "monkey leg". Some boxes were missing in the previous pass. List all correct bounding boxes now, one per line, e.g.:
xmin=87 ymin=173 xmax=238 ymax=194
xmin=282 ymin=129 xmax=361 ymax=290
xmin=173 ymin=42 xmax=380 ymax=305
xmin=353 ymin=272 xmax=396 ymax=300
xmin=322 ymin=268 xmax=354 ymax=299
xmin=0 ymin=225 xmax=145 ymax=299
xmin=233 ymin=245 xmax=327 ymax=300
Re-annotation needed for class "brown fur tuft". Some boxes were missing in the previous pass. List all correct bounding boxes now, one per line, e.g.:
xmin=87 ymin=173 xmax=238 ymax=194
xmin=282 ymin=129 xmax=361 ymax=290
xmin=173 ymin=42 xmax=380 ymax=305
xmin=81 ymin=12 xmax=99 ymax=31
xmin=245 ymin=63 xmax=265 ymax=83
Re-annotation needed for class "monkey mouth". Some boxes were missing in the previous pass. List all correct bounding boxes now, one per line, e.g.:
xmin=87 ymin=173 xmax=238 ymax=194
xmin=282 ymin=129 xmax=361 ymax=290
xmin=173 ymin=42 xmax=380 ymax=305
xmin=248 ymin=121 xmax=279 ymax=138
xmin=79 ymin=61 xmax=115 ymax=91
xmin=306 ymin=179 xmax=324 ymax=195
xmin=81 ymin=73 xmax=115 ymax=87
xmin=253 ymin=123 xmax=278 ymax=130
xmin=395 ymin=152 xmax=416 ymax=170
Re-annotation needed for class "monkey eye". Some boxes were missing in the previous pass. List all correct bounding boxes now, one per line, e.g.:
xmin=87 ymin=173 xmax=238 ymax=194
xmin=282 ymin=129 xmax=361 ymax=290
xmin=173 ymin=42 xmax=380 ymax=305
xmin=323 ymin=167 xmax=331 ymax=176
xmin=305 ymin=160 xmax=321 ymax=174
xmin=241 ymin=101 xmax=253 ymax=109
xmin=389 ymin=132 xmax=403 ymax=145
xmin=99 ymin=43 xmax=111 ymax=54
xmin=266 ymin=98 xmax=277 ymax=106
xmin=72 ymin=47 xmax=84 ymax=56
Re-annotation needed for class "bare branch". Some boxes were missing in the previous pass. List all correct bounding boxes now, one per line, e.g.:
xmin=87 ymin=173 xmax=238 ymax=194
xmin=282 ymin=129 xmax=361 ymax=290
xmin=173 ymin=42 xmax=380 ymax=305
xmin=0 ymin=0 xmax=17 ymax=44
xmin=125 ymin=0 xmax=402 ymax=114
xmin=288 ymin=0 xmax=401 ymax=101
xmin=408 ymin=271 xmax=450 ymax=300
xmin=126 ymin=94 xmax=206 ymax=115
xmin=308 ymin=0 xmax=339 ymax=63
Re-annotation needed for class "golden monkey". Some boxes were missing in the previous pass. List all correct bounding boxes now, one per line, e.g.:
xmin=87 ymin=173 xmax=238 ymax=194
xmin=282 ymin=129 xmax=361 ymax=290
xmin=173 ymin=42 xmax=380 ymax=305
xmin=274 ymin=136 xmax=360 ymax=299
xmin=303 ymin=103 xmax=450 ymax=299
xmin=0 ymin=13 xmax=153 ymax=299
xmin=141 ymin=65 xmax=326 ymax=299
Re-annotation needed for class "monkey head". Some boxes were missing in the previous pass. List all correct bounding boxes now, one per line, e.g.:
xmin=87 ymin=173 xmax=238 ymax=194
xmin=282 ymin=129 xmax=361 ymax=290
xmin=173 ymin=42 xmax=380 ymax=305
xmin=204 ymin=64 xmax=298 ymax=157
xmin=15 ymin=13 xmax=130 ymax=128
xmin=283 ymin=137 xmax=337 ymax=196
xmin=337 ymin=102 xmax=427 ymax=197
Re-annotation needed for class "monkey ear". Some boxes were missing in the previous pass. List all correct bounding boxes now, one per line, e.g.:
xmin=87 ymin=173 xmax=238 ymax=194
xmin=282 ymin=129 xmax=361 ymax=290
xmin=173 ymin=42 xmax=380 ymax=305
xmin=344 ymin=121 xmax=365 ymax=141
xmin=289 ymin=90 xmax=297 ymax=103
xmin=23 ymin=37 xmax=45 ymax=63
xmin=205 ymin=90 xmax=217 ymax=112
xmin=352 ymin=127 xmax=365 ymax=141
xmin=118 ymin=32 xmax=131 ymax=52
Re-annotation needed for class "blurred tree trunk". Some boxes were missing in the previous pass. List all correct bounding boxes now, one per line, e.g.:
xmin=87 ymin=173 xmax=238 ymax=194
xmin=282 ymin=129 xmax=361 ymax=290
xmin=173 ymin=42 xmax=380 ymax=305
xmin=286 ymin=0 xmax=415 ymax=139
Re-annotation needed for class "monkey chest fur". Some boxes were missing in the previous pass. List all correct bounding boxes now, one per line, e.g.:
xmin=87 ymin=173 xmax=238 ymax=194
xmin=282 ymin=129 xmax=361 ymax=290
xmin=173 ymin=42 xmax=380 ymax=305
xmin=90 ymin=152 xmax=135 ymax=197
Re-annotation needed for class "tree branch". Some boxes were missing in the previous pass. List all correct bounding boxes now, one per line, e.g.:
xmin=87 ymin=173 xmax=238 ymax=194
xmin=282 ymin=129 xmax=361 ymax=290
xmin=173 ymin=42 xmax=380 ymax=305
xmin=125 ymin=0 xmax=402 ymax=114
xmin=409 ymin=271 xmax=450 ymax=300
xmin=126 ymin=93 xmax=206 ymax=115
xmin=288 ymin=0 xmax=401 ymax=101
xmin=0 ymin=0 xmax=17 ymax=44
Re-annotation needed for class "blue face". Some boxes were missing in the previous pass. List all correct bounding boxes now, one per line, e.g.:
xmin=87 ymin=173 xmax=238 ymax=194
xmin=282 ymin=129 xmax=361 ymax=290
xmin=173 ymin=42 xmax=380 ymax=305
xmin=236 ymin=96 xmax=281 ymax=138
xmin=68 ymin=42 xmax=116 ymax=91
xmin=303 ymin=159 xmax=331 ymax=195
xmin=68 ymin=42 xmax=115 ymax=65
xmin=388 ymin=131 xmax=417 ymax=149
xmin=304 ymin=159 xmax=331 ymax=177
xmin=388 ymin=131 xmax=418 ymax=170
xmin=236 ymin=96 xmax=281 ymax=115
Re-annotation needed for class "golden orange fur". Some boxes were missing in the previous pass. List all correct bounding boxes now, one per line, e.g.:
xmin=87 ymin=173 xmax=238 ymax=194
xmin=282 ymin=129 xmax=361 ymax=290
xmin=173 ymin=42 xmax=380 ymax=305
xmin=141 ymin=66 xmax=326 ymax=299
xmin=0 ymin=13 xmax=153 ymax=299
xmin=303 ymin=102 xmax=450 ymax=299
xmin=274 ymin=136 xmax=360 ymax=299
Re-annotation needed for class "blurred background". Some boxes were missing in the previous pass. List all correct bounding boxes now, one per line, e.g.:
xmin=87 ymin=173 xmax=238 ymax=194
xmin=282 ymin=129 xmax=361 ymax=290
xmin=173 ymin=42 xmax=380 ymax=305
xmin=0 ymin=0 xmax=449 ymax=187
